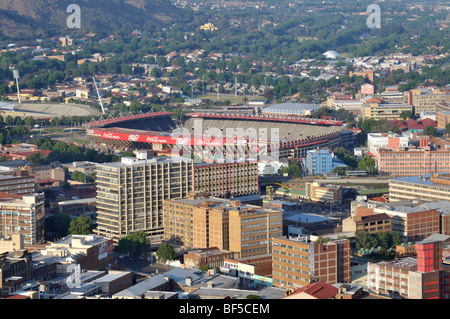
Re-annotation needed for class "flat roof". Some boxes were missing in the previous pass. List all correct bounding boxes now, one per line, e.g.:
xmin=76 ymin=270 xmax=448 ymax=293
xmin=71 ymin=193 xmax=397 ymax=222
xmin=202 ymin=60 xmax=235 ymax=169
xmin=285 ymin=213 xmax=336 ymax=224
xmin=93 ymin=271 xmax=131 ymax=283
xmin=390 ymin=173 xmax=450 ymax=189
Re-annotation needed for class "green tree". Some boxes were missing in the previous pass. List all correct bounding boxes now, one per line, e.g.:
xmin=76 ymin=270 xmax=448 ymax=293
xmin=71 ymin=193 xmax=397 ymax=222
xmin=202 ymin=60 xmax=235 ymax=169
xmin=45 ymin=213 xmax=72 ymax=239
xmin=117 ymin=231 xmax=150 ymax=257
xmin=445 ymin=123 xmax=450 ymax=136
xmin=423 ymin=125 xmax=437 ymax=137
xmin=288 ymin=159 xmax=301 ymax=177
xmin=400 ymin=110 xmax=412 ymax=121
xmin=68 ymin=215 xmax=93 ymax=235
xmin=199 ymin=265 xmax=209 ymax=272
xmin=315 ymin=236 xmax=330 ymax=244
xmin=357 ymin=156 xmax=376 ymax=174
xmin=156 ymin=243 xmax=177 ymax=263
xmin=26 ymin=152 xmax=47 ymax=167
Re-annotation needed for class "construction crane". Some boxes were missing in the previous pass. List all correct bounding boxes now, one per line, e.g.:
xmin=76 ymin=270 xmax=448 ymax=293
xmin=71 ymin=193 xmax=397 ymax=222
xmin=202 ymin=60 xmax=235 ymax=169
xmin=93 ymin=77 xmax=105 ymax=114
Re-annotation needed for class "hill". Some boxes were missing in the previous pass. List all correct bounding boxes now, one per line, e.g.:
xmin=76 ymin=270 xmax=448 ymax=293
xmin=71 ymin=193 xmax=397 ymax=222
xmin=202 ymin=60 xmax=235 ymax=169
xmin=0 ymin=0 xmax=185 ymax=38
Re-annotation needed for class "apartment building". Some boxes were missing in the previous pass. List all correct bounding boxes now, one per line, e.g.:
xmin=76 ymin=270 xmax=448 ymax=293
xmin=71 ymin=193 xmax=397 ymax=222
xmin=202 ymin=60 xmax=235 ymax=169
xmin=271 ymin=236 xmax=351 ymax=290
xmin=377 ymin=146 xmax=450 ymax=177
xmin=193 ymin=161 xmax=258 ymax=198
xmin=342 ymin=213 xmax=392 ymax=234
xmin=0 ymin=192 xmax=45 ymax=245
xmin=350 ymin=200 xmax=440 ymax=241
xmin=404 ymin=88 xmax=450 ymax=115
xmin=368 ymin=240 xmax=444 ymax=299
xmin=229 ymin=204 xmax=283 ymax=258
xmin=304 ymin=149 xmax=333 ymax=176
xmin=389 ymin=173 xmax=450 ymax=202
xmin=94 ymin=153 xmax=193 ymax=243
xmin=436 ymin=101 xmax=450 ymax=129
xmin=163 ymin=195 xmax=282 ymax=258
xmin=305 ymin=182 xmax=343 ymax=205
xmin=367 ymin=132 xmax=409 ymax=157
xmin=361 ymin=96 xmax=412 ymax=120
xmin=0 ymin=169 xmax=35 ymax=195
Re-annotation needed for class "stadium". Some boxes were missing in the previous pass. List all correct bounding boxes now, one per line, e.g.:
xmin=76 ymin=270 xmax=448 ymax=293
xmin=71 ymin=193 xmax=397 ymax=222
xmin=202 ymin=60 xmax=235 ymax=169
xmin=0 ymin=102 xmax=103 ymax=119
xmin=85 ymin=110 xmax=345 ymax=162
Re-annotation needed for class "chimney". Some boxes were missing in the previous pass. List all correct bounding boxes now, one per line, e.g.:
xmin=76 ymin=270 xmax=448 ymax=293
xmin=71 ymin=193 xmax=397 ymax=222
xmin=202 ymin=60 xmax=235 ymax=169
xmin=207 ymin=281 xmax=215 ymax=289
xmin=185 ymin=276 xmax=192 ymax=287
xmin=231 ymin=200 xmax=241 ymax=207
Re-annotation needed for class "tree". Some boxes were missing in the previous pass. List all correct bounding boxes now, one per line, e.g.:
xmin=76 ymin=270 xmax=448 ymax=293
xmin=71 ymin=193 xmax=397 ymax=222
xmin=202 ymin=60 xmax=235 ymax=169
xmin=400 ymin=110 xmax=412 ymax=121
xmin=71 ymin=170 xmax=86 ymax=183
xmin=199 ymin=265 xmax=209 ymax=272
xmin=315 ymin=236 xmax=330 ymax=244
xmin=288 ymin=159 xmax=301 ymax=177
xmin=423 ymin=125 xmax=437 ymax=137
xmin=45 ymin=213 xmax=72 ymax=240
xmin=117 ymin=231 xmax=150 ymax=257
xmin=156 ymin=243 xmax=177 ymax=263
xmin=69 ymin=215 xmax=93 ymax=235
xmin=445 ymin=123 xmax=450 ymax=136
xmin=357 ymin=156 xmax=376 ymax=174
xmin=26 ymin=152 xmax=47 ymax=167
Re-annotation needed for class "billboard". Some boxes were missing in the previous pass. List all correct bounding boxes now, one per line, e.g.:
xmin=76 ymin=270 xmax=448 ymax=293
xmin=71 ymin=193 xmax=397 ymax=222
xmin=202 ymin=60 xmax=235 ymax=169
xmin=361 ymin=84 xmax=374 ymax=95
xmin=98 ymin=239 xmax=113 ymax=260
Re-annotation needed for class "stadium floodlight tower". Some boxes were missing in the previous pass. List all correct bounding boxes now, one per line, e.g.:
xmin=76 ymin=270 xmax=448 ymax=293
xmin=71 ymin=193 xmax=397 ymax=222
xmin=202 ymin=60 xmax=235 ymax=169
xmin=93 ymin=77 xmax=105 ymax=114
xmin=13 ymin=70 xmax=21 ymax=105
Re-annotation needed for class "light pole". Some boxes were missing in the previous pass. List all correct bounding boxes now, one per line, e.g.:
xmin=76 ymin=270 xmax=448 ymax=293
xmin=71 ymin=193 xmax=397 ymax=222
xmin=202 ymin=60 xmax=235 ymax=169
xmin=13 ymin=70 xmax=21 ymax=105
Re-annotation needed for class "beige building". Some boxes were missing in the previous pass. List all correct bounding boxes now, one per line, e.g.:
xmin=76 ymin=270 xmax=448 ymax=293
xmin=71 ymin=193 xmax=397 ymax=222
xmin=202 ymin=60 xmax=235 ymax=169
xmin=342 ymin=213 xmax=392 ymax=234
xmin=404 ymin=88 xmax=450 ymax=115
xmin=0 ymin=233 xmax=23 ymax=254
xmin=305 ymin=182 xmax=342 ymax=204
xmin=94 ymin=153 xmax=193 ymax=243
xmin=361 ymin=96 xmax=412 ymax=120
xmin=193 ymin=161 xmax=258 ymax=198
xmin=389 ymin=173 xmax=450 ymax=202
xmin=272 ymin=236 xmax=351 ymax=290
xmin=0 ymin=192 xmax=45 ymax=245
xmin=163 ymin=194 xmax=282 ymax=258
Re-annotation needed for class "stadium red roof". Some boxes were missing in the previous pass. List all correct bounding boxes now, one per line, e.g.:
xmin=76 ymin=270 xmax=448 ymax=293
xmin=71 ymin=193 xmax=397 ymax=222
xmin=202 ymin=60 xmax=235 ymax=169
xmin=186 ymin=113 xmax=344 ymax=126
xmin=83 ymin=112 xmax=175 ymax=128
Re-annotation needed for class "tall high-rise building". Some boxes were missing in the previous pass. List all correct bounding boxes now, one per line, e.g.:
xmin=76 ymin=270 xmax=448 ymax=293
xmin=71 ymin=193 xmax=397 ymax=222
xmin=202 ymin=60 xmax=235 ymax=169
xmin=94 ymin=153 xmax=193 ymax=243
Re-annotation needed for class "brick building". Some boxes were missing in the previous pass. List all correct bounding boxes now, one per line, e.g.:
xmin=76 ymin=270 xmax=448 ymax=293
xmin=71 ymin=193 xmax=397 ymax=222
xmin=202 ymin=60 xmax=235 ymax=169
xmin=368 ymin=239 xmax=446 ymax=299
xmin=38 ymin=235 xmax=114 ymax=272
xmin=0 ymin=192 xmax=45 ymax=245
xmin=183 ymin=247 xmax=238 ymax=269
xmin=193 ymin=161 xmax=259 ymax=198
xmin=164 ymin=194 xmax=282 ymax=258
xmin=271 ymin=236 xmax=351 ymax=290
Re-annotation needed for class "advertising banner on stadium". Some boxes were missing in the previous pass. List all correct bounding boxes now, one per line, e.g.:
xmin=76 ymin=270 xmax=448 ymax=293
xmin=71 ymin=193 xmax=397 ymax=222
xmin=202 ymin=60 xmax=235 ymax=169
xmin=94 ymin=130 xmax=225 ymax=146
